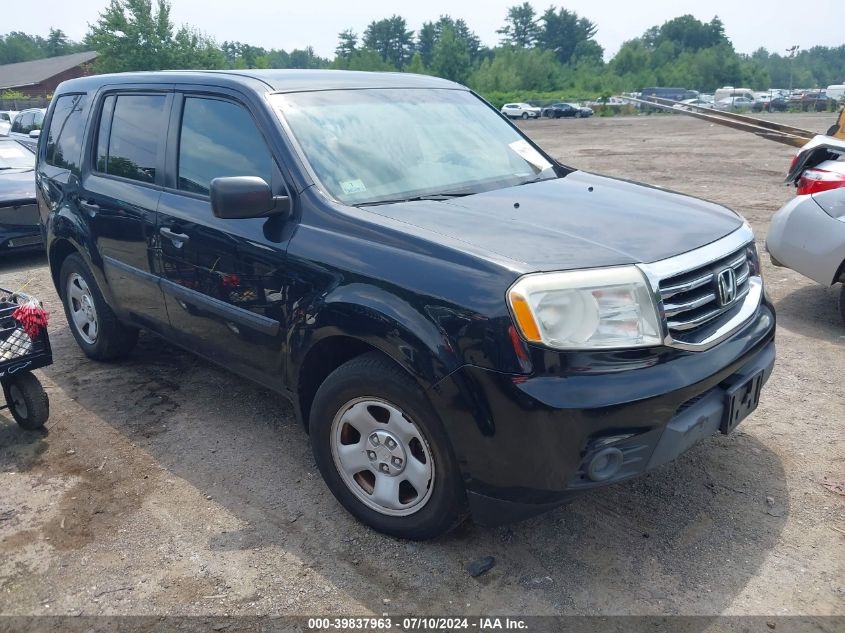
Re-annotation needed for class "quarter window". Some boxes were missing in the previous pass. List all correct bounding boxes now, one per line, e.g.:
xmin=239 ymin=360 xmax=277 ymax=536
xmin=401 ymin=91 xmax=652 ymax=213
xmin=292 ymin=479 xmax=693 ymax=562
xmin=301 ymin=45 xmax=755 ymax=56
xmin=45 ymin=94 xmax=87 ymax=174
xmin=97 ymin=94 xmax=167 ymax=184
xmin=177 ymin=97 xmax=273 ymax=196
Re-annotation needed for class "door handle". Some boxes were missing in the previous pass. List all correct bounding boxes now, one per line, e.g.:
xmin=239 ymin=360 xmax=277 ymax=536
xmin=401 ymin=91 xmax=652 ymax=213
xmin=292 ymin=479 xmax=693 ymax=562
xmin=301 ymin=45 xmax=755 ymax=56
xmin=160 ymin=227 xmax=190 ymax=244
xmin=78 ymin=199 xmax=100 ymax=216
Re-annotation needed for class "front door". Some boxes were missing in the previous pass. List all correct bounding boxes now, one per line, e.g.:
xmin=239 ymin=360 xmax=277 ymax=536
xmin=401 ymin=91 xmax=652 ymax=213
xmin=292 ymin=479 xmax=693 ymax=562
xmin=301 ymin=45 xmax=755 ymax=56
xmin=156 ymin=93 xmax=290 ymax=387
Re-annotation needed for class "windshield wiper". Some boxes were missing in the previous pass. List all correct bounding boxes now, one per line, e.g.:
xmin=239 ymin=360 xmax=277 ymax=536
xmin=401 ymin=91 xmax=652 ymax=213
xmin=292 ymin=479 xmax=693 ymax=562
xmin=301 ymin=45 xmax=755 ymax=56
xmin=358 ymin=192 xmax=475 ymax=207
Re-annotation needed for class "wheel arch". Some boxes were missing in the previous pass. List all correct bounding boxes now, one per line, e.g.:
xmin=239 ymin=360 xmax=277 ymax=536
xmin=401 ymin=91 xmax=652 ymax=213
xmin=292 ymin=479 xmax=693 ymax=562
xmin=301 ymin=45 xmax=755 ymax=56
xmin=289 ymin=289 xmax=464 ymax=433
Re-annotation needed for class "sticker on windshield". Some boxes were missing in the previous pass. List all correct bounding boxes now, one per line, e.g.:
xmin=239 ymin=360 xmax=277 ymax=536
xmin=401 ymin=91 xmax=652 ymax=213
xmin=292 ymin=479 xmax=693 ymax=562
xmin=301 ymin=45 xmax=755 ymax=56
xmin=0 ymin=147 xmax=26 ymax=159
xmin=508 ymin=140 xmax=552 ymax=172
xmin=340 ymin=179 xmax=367 ymax=195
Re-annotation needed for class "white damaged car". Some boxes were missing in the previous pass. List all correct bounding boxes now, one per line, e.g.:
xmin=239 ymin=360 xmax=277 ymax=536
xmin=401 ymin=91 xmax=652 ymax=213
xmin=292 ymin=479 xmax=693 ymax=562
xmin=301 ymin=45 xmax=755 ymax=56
xmin=767 ymin=135 xmax=845 ymax=321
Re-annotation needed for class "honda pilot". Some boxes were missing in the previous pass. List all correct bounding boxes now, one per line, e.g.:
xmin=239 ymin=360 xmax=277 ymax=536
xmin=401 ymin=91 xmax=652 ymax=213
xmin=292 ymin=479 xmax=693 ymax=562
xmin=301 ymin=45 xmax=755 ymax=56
xmin=36 ymin=70 xmax=776 ymax=539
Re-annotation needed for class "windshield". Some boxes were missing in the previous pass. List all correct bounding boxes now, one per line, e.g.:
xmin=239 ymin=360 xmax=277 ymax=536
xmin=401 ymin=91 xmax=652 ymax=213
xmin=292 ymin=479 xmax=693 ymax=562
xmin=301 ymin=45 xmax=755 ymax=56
xmin=270 ymin=88 xmax=554 ymax=205
xmin=0 ymin=141 xmax=34 ymax=170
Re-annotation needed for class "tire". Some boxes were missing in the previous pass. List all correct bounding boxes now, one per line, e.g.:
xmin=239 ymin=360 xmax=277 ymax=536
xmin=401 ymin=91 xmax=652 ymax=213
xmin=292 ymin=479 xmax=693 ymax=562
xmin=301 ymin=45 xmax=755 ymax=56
xmin=59 ymin=253 xmax=138 ymax=360
xmin=575 ymin=111 xmax=582 ymax=118
xmin=521 ymin=112 xmax=529 ymax=120
xmin=310 ymin=352 xmax=467 ymax=539
xmin=3 ymin=373 xmax=48 ymax=430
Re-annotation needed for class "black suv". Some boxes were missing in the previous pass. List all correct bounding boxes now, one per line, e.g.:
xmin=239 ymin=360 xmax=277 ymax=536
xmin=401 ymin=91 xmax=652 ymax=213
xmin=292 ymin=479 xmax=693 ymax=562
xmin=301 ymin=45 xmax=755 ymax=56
xmin=36 ymin=71 xmax=775 ymax=539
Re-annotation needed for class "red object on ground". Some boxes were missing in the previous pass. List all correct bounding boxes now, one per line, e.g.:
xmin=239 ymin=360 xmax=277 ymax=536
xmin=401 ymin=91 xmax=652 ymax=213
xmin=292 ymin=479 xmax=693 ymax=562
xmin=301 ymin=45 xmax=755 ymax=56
xmin=12 ymin=303 xmax=49 ymax=338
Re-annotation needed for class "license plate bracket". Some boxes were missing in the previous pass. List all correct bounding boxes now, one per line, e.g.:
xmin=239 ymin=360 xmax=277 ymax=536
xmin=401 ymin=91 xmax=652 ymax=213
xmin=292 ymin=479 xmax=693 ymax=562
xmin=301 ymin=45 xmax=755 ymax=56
xmin=721 ymin=369 xmax=765 ymax=434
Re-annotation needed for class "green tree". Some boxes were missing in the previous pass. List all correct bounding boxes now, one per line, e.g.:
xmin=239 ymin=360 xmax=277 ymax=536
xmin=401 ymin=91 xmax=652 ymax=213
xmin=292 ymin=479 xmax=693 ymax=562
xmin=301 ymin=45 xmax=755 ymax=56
xmin=417 ymin=22 xmax=437 ymax=67
xmin=0 ymin=32 xmax=47 ymax=64
xmin=430 ymin=24 xmax=471 ymax=83
xmin=336 ymin=29 xmax=358 ymax=61
xmin=45 ymin=29 xmax=74 ymax=57
xmin=469 ymin=47 xmax=562 ymax=92
xmin=497 ymin=3 xmax=540 ymax=48
xmin=85 ymin=0 xmax=224 ymax=72
xmin=362 ymin=15 xmax=414 ymax=69
xmin=537 ymin=7 xmax=600 ymax=65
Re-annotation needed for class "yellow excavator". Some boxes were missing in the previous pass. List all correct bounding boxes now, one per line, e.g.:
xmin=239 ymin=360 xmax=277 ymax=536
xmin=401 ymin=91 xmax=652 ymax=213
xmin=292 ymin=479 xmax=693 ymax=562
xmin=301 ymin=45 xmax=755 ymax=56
xmin=621 ymin=95 xmax=845 ymax=147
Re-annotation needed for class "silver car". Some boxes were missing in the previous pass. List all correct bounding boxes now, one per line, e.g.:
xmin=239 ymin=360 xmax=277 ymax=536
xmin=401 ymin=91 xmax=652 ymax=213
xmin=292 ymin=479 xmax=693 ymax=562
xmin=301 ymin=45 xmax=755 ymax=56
xmin=766 ymin=136 xmax=845 ymax=321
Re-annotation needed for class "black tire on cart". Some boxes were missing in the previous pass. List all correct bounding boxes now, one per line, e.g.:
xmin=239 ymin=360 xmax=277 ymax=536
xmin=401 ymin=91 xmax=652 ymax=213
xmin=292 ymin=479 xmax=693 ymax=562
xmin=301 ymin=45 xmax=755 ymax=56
xmin=3 ymin=372 xmax=49 ymax=430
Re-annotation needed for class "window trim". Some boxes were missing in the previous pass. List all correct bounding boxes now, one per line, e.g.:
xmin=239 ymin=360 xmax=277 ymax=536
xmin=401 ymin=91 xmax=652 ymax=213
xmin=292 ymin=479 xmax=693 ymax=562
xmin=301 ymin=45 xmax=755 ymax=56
xmin=43 ymin=92 xmax=87 ymax=172
xmin=89 ymin=89 xmax=173 ymax=190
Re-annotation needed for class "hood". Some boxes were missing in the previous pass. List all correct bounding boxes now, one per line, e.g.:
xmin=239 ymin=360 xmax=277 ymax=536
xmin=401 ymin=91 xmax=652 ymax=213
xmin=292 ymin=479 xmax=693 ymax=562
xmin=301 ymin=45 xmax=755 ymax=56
xmin=0 ymin=169 xmax=35 ymax=205
xmin=364 ymin=171 xmax=743 ymax=272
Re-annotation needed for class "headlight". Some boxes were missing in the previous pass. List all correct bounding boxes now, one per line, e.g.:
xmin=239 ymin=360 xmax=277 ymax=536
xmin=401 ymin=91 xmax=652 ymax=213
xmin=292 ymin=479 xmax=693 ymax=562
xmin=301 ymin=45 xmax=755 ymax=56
xmin=507 ymin=266 xmax=662 ymax=350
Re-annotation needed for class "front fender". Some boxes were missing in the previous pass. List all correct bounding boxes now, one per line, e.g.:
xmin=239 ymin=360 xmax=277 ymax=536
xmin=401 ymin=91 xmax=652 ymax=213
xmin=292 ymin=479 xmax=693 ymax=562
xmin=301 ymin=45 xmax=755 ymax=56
xmin=289 ymin=281 xmax=463 ymax=391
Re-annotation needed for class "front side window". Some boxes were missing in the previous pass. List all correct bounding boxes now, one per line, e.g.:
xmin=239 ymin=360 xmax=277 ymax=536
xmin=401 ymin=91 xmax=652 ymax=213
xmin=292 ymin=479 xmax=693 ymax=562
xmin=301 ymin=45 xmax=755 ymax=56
xmin=45 ymin=94 xmax=87 ymax=174
xmin=271 ymin=88 xmax=554 ymax=205
xmin=98 ymin=94 xmax=166 ymax=183
xmin=177 ymin=97 xmax=273 ymax=196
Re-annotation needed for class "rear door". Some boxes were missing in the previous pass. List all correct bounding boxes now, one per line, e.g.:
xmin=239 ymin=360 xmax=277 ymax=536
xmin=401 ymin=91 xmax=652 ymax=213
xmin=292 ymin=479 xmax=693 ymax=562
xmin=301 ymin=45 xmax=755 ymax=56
xmin=156 ymin=90 xmax=289 ymax=386
xmin=79 ymin=89 xmax=171 ymax=331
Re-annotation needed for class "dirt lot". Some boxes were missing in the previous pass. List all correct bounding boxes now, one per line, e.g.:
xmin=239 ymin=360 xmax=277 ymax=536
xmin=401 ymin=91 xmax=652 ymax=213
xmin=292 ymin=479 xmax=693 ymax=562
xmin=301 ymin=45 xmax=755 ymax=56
xmin=0 ymin=112 xmax=842 ymax=620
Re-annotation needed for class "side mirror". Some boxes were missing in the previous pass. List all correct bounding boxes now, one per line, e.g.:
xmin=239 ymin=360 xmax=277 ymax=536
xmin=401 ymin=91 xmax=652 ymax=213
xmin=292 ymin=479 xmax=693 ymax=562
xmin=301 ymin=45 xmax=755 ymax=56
xmin=29 ymin=129 xmax=41 ymax=139
xmin=209 ymin=176 xmax=290 ymax=220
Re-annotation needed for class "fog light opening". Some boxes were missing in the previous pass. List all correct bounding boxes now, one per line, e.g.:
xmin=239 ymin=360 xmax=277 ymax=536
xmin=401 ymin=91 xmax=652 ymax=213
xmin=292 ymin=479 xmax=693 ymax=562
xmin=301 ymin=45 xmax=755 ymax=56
xmin=587 ymin=447 xmax=624 ymax=482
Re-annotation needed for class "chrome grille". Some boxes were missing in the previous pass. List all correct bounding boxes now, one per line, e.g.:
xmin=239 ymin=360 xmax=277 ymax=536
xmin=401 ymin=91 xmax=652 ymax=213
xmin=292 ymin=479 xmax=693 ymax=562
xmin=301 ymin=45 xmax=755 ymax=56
xmin=658 ymin=244 xmax=752 ymax=343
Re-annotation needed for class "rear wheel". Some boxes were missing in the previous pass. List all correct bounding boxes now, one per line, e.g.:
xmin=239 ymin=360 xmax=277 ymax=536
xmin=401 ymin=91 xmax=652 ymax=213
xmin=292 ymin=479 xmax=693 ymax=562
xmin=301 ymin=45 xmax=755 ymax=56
xmin=60 ymin=253 xmax=138 ymax=360
xmin=310 ymin=352 xmax=466 ymax=539
xmin=3 ymin=373 xmax=48 ymax=430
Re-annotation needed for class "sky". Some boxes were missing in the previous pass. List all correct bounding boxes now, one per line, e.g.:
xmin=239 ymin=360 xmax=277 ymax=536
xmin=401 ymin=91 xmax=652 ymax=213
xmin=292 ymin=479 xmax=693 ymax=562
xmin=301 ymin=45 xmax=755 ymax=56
xmin=7 ymin=0 xmax=845 ymax=61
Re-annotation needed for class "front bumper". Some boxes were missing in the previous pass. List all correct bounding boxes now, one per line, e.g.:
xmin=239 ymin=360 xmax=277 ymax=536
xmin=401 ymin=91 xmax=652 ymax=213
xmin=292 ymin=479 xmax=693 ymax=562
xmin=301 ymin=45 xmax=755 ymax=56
xmin=429 ymin=303 xmax=776 ymax=526
xmin=766 ymin=194 xmax=845 ymax=286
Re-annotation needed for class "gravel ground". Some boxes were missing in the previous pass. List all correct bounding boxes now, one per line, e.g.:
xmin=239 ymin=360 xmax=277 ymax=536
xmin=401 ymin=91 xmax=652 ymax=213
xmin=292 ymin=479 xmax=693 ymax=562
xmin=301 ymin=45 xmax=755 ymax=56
xmin=0 ymin=112 xmax=843 ymax=619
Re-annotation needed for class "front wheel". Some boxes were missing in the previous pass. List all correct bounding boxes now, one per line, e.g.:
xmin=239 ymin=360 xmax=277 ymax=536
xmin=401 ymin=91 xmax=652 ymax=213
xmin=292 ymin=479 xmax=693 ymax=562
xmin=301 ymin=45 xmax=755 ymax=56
xmin=3 ymin=372 xmax=49 ymax=430
xmin=310 ymin=352 xmax=467 ymax=539
xmin=521 ymin=112 xmax=529 ymax=120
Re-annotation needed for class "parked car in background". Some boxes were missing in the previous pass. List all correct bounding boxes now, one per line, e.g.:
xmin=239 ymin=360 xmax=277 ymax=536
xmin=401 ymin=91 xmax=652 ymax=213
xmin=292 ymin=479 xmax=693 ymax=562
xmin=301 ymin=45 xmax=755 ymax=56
xmin=0 ymin=111 xmax=17 ymax=135
xmin=797 ymin=92 xmax=830 ymax=112
xmin=9 ymin=108 xmax=45 ymax=148
xmin=672 ymin=98 xmax=713 ymax=110
xmin=826 ymin=85 xmax=845 ymax=103
xmin=500 ymin=103 xmax=541 ymax=119
xmin=767 ymin=135 xmax=845 ymax=321
xmin=542 ymin=102 xmax=580 ymax=118
xmin=0 ymin=137 xmax=41 ymax=253
xmin=714 ymin=87 xmax=755 ymax=103
xmin=38 ymin=70 xmax=775 ymax=539
xmin=715 ymin=96 xmax=755 ymax=111
xmin=640 ymin=87 xmax=697 ymax=102
xmin=752 ymin=97 xmax=789 ymax=113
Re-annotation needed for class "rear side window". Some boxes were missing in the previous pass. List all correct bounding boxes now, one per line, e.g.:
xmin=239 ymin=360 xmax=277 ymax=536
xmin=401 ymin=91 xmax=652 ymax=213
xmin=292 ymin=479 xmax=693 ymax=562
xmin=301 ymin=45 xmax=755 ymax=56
xmin=12 ymin=113 xmax=32 ymax=134
xmin=45 ymin=94 xmax=87 ymax=174
xmin=97 ymin=94 xmax=166 ymax=184
xmin=177 ymin=97 xmax=273 ymax=196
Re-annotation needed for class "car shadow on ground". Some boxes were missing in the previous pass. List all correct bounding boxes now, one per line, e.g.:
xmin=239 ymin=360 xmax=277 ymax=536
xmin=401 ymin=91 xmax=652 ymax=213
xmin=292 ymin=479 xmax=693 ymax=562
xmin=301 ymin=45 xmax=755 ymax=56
xmin=41 ymin=328 xmax=789 ymax=617
xmin=0 ymin=251 xmax=48 ymax=281
xmin=775 ymin=283 xmax=843 ymax=341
